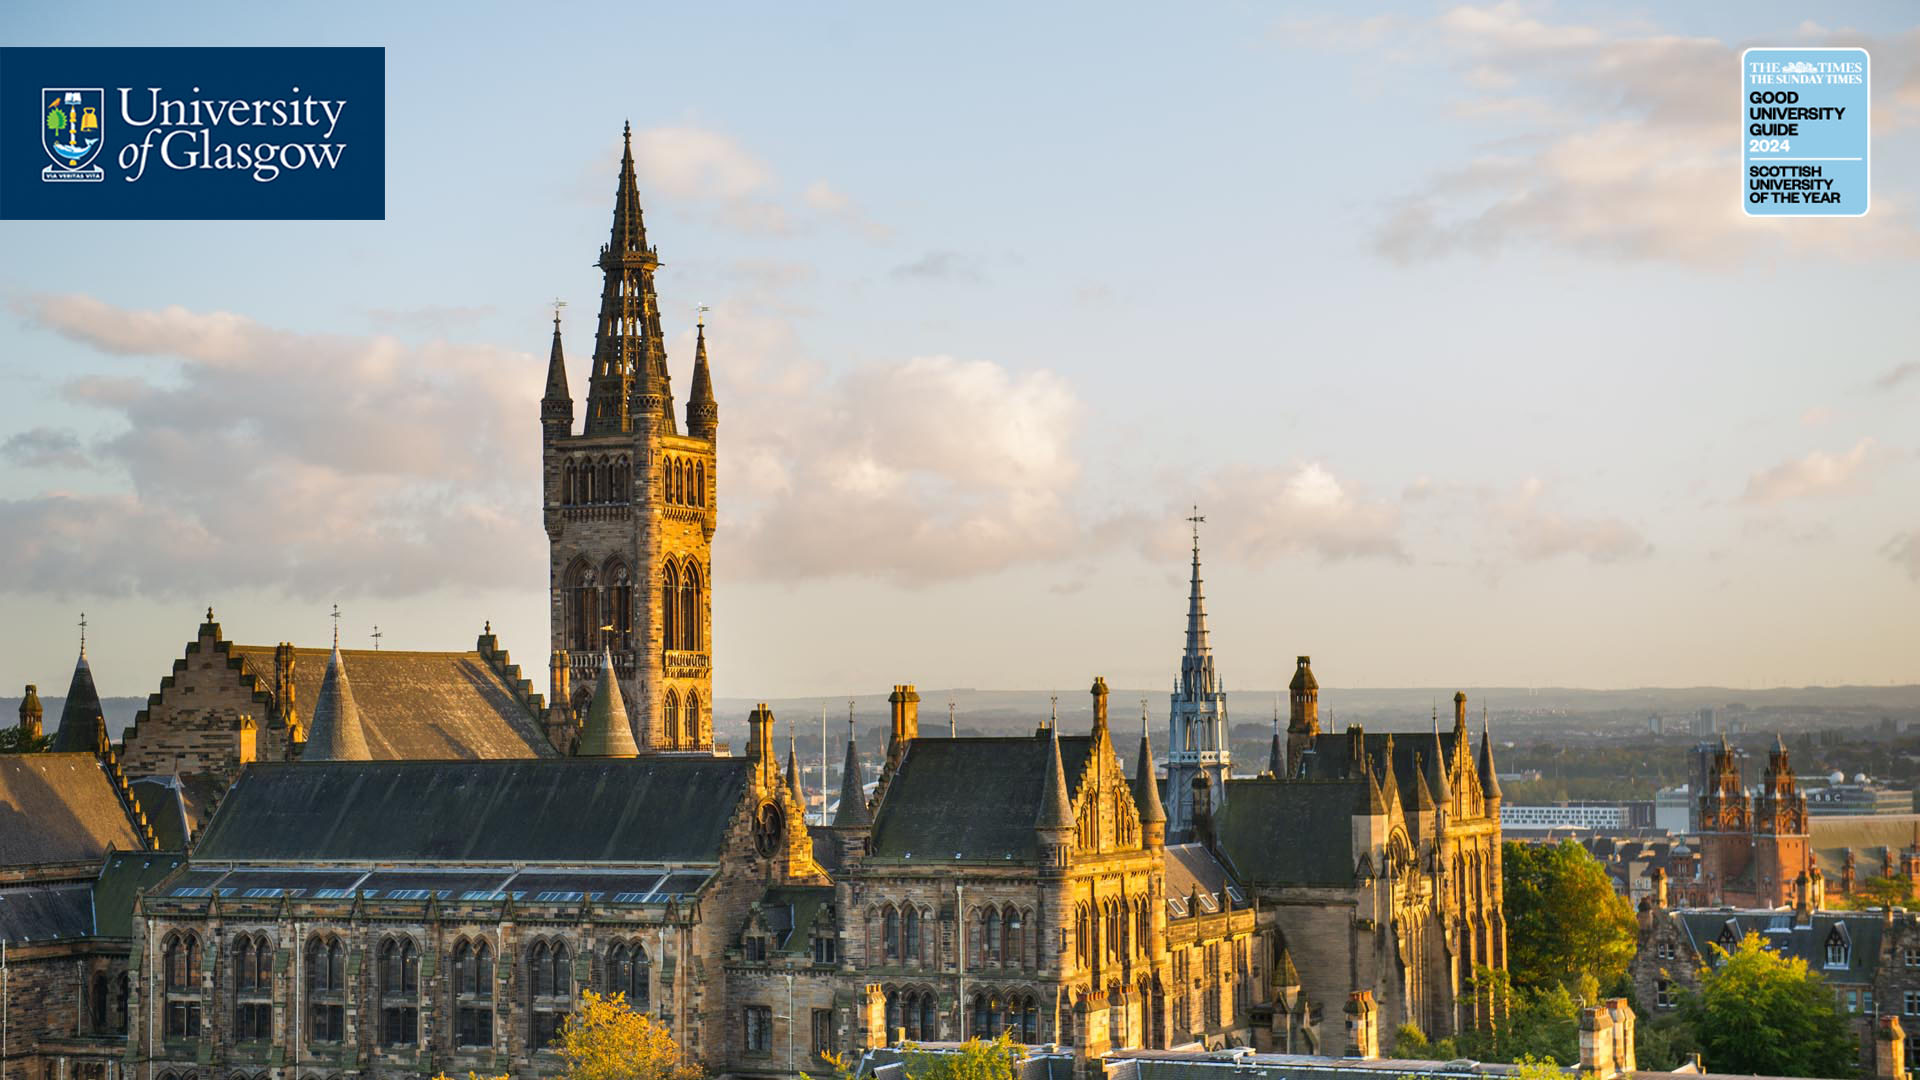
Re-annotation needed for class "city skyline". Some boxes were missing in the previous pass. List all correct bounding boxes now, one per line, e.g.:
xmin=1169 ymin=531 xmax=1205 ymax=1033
xmin=3 ymin=2 xmax=1919 ymax=699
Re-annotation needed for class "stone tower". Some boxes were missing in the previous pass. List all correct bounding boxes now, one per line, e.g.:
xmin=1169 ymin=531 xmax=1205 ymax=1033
xmin=1752 ymin=734 xmax=1810 ymax=906
xmin=1285 ymin=655 xmax=1319 ymax=778
xmin=1165 ymin=516 xmax=1229 ymax=838
xmin=543 ymin=123 xmax=718 ymax=754
xmin=1697 ymin=736 xmax=1753 ymax=904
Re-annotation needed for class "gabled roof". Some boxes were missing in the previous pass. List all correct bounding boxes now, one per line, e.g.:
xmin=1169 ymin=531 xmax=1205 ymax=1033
xmin=0 ymin=882 xmax=93 ymax=944
xmin=1215 ymin=777 xmax=1363 ymax=886
xmin=194 ymin=758 xmax=751 ymax=864
xmin=1667 ymin=907 xmax=1882 ymax=984
xmin=93 ymin=851 xmax=187 ymax=938
xmin=756 ymin=884 xmax=834 ymax=954
xmin=0 ymin=753 xmax=146 ymax=866
xmin=1164 ymin=842 xmax=1247 ymax=919
xmin=869 ymin=733 xmax=1095 ymax=863
xmin=227 ymin=644 xmax=557 ymax=760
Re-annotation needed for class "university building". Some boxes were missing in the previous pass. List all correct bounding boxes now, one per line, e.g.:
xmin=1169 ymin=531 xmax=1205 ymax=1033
xmin=1 ymin=125 xmax=1505 ymax=1080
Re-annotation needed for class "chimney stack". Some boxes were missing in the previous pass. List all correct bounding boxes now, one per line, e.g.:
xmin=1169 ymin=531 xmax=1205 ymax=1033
xmin=1876 ymin=1016 xmax=1908 ymax=1080
xmin=1344 ymin=990 xmax=1379 ymax=1059
xmin=1580 ymin=999 xmax=1637 ymax=1079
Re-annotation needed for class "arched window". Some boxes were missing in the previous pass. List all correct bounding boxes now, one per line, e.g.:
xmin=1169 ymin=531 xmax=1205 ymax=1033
xmin=661 ymin=560 xmax=680 ymax=653
xmin=608 ymin=942 xmax=650 ymax=1009
xmin=453 ymin=939 xmax=493 ymax=1047
xmin=1003 ymin=908 xmax=1023 ymax=968
xmin=883 ymin=905 xmax=901 ymax=961
xmin=305 ymin=936 xmax=345 ymax=1044
xmin=680 ymin=562 xmax=701 ymax=651
xmin=1015 ymin=994 xmax=1039 ymax=1044
xmin=695 ymin=461 xmax=706 ymax=507
xmin=684 ymin=691 xmax=701 ymax=746
xmin=664 ymin=690 xmax=681 ymax=749
xmin=163 ymin=933 xmax=202 ymax=1038
xmin=903 ymin=906 xmax=921 ymax=965
xmin=232 ymin=934 xmax=271 ymax=1042
xmin=115 ymin=973 xmax=130 ymax=1033
xmin=605 ymin=560 xmax=631 ymax=650
xmin=1074 ymin=904 xmax=1091 ymax=969
xmin=565 ymin=559 xmax=596 ymax=652
xmin=380 ymin=937 xmax=419 ymax=1046
xmin=91 ymin=972 xmax=107 ymax=1031
xmin=530 ymin=940 xmax=571 ymax=1050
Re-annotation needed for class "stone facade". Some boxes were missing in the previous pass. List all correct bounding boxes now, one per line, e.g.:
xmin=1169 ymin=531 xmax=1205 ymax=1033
xmin=1696 ymin=736 xmax=1812 ymax=907
xmin=543 ymin=124 xmax=717 ymax=755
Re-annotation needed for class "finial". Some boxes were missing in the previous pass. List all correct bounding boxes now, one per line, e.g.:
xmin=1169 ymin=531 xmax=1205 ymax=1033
xmin=949 ymin=698 xmax=956 ymax=738
xmin=1141 ymin=697 xmax=1150 ymax=739
xmin=1186 ymin=505 xmax=1206 ymax=552
xmin=697 ymin=303 xmax=710 ymax=328
xmin=330 ymin=604 xmax=341 ymax=648
xmin=206 ymin=606 xmax=214 ymax=623
xmin=1050 ymin=694 xmax=1058 ymax=730
xmin=484 ymin=619 xmax=492 ymax=634
xmin=551 ymin=298 xmax=567 ymax=327
xmin=623 ymin=119 xmax=631 ymax=139
xmin=78 ymin=611 xmax=87 ymax=656
xmin=371 ymin=625 xmax=383 ymax=651
xmin=848 ymin=699 xmax=856 ymax=741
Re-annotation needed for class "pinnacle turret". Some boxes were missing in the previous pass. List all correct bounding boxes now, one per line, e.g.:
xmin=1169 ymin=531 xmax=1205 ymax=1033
xmin=687 ymin=317 xmax=717 ymax=441
xmin=1135 ymin=721 xmax=1167 ymax=829
xmin=576 ymin=647 xmax=639 ymax=758
xmin=541 ymin=309 xmax=573 ymax=438
xmin=305 ymin=646 xmax=372 ymax=762
xmin=832 ymin=729 xmax=871 ymax=829
xmin=1037 ymin=723 xmax=1075 ymax=833
xmin=785 ymin=733 xmax=804 ymax=808
xmin=1477 ymin=717 xmax=1502 ymax=802
xmin=50 ymin=644 xmax=106 ymax=755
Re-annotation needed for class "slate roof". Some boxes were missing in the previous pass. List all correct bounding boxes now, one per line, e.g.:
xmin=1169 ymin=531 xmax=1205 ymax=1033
xmin=757 ymin=884 xmax=835 ymax=953
xmin=0 ymin=882 xmax=94 ymax=944
xmin=1665 ymin=908 xmax=1882 ymax=984
xmin=1215 ymin=778 xmax=1364 ymax=887
xmin=93 ymin=851 xmax=187 ymax=937
xmin=149 ymin=864 xmax=711 ymax=906
xmin=227 ymin=644 xmax=557 ymax=760
xmin=0 ymin=753 xmax=145 ymax=866
xmin=1164 ymin=842 xmax=1248 ymax=919
xmin=50 ymin=654 xmax=105 ymax=753
xmin=193 ymin=758 xmax=750 ymax=864
xmin=868 ymin=733 xmax=1096 ymax=863
xmin=130 ymin=778 xmax=192 ymax=851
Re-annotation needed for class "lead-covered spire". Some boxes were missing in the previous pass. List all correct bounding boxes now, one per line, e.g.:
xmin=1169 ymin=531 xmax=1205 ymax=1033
xmin=541 ymin=307 xmax=573 ymax=439
xmin=305 ymin=646 xmax=372 ymax=761
xmin=687 ymin=316 xmax=717 ymax=441
xmin=833 ymin=728 xmax=871 ymax=828
xmin=1180 ymin=516 xmax=1215 ymax=699
xmin=576 ymin=647 xmax=639 ymax=758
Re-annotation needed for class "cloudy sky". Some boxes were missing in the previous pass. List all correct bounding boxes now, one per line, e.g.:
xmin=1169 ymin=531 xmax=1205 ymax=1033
xmin=3 ymin=2 xmax=1918 ymax=701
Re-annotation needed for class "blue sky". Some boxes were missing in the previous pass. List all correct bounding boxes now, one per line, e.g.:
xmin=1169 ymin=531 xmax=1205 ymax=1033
xmin=2 ymin=2 xmax=1917 ymax=700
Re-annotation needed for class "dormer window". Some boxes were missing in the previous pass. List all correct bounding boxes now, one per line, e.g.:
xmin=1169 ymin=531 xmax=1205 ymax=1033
xmin=745 ymin=936 xmax=768 ymax=963
xmin=1826 ymin=926 xmax=1850 ymax=968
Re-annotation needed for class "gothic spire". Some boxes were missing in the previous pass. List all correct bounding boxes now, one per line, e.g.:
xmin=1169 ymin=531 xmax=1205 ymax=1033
xmin=687 ymin=314 xmax=717 ymax=441
xmin=1179 ymin=509 xmax=1215 ymax=699
xmin=785 ymin=732 xmax=804 ymax=808
xmin=1267 ymin=701 xmax=1284 ymax=777
xmin=541 ymin=305 xmax=573 ymax=437
xmin=610 ymin=121 xmax=648 ymax=255
xmin=50 ymin=638 xmax=105 ymax=754
xmin=1429 ymin=708 xmax=1452 ymax=804
xmin=576 ymin=647 xmax=639 ymax=758
xmin=1135 ymin=724 xmax=1167 ymax=827
xmin=1477 ymin=715 xmax=1503 ymax=801
xmin=305 ymin=645 xmax=372 ymax=761
xmin=583 ymin=123 xmax=674 ymax=437
xmin=832 ymin=728 xmax=871 ymax=828
xmin=1037 ymin=722 xmax=1075 ymax=832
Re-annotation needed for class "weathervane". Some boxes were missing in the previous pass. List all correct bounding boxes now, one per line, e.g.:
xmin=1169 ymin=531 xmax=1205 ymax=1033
xmin=697 ymin=303 xmax=710 ymax=328
xmin=551 ymin=298 xmax=567 ymax=325
xmin=1186 ymin=505 xmax=1205 ymax=551
xmin=78 ymin=612 xmax=87 ymax=656
xmin=330 ymin=604 xmax=341 ymax=648
xmin=1049 ymin=694 xmax=1058 ymax=730
xmin=847 ymin=699 xmax=856 ymax=741
xmin=371 ymin=625 xmax=383 ymax=651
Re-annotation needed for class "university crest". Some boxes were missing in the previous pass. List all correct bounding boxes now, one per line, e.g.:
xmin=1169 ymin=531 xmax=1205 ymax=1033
xmin=42 ymin=87 xmax=105 ymax=182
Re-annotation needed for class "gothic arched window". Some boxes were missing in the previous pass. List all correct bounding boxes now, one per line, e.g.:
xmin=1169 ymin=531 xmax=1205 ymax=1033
xmin=664 ymin=690 xmax=680 ymax=748
xmin=564 ymin=559 xmax=596 ymax=652
xmin=604 ymin=560 xmax=631 ymax=650
xmin=452 ymin=938 xmax=493 ymax=1048
xmin=903 ymin=906 xmax=921 ymax=965
xmin=529 ymin=940 xmax=571 ymax=1049
xmin=661 ymin=560 xmax=679 ymax=653
xmin=883 ymin=905 xmax=901 ymax=961
xmin=680 ymin=562 xmax=701 ymax=651
xmin=695 ymin=461 xmax=706 ymax=507
xmin=379 ymin=937 xmax=419 ymax=1046
xmin=306 ymin=935 xmax=346 ymax=1044
xmin=683 ymin=691 xmax=700 ymax=745
xmin=608 ymin=942 xmax=650 ymax=1008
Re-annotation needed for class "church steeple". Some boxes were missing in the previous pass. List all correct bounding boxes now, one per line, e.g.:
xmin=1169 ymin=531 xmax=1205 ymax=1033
xmin=1165 ymin=509 xmax=1230 ymax=837
xmin=583 ymin=122 xmax=674 ymax=437
xmin=541 ymin=306 xmax=573 ymax=440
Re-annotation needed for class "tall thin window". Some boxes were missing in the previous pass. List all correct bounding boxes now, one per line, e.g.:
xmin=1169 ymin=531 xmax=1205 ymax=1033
xmin=380 ymin=937 xmax=419 ymax=1046
xmin=680 ymin=563 xmax=701 ymax=651
xmin=665 ymin=690 xmax=682 ymax=748
xmin=454 ymin=940 xmax=494 ymax=1047
xmin=306 ymin=936 xmax=345 ymax=1044
xmin=903 ymin=907 xmax=921 ymax=965
xmin=883 ymin=906 xmax=901 ymax=961
xmin=695 ymin=462 xmax=706 ymax=507
xmin=163 ymin=933 xmax=201 ymax=1038
xmin=662 ymin=560 xmax=680 ymax=653
xmin=233 ymin=934 xmax=271 ymax=1042
xmin=684 ymin=691 xmax=701 ymax=745
xmin=529 ymin=940 xmax=571 ymax=1050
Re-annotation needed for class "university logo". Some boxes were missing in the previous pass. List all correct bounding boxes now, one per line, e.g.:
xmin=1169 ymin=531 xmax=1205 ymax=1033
xmin=41 ymin=87 xmax=105 ymax=182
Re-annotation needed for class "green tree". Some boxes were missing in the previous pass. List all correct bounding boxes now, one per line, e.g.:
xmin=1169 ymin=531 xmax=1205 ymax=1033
xmin=1454 ymin=967 xmax=1578 ymax=1065
xmin=1503 ymin=840 xmax=1637 ymax=992
xmin=901 ymin=1034 xmax=1024 ymax=1080
xmin=0 ymin=726 xmax=50 ymax=754
xmin=1850 ymin=875 xmax=1913 ymax=909
xmin=47 ymin=106 xmax=68 ymax=134
xmin=1678 ymin=933 xmax=1856 ymax=1078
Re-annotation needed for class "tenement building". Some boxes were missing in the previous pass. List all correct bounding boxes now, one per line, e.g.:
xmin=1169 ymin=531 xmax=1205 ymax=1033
xmin=3 ymin=125 xmax=1507 ymax=1080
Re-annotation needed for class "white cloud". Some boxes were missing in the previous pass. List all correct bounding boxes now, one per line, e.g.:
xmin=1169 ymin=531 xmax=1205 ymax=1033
xmin=1493 ymin=477 xmax=1652 ymax=564
xmin=1357 ymin=6 xmax=1920 ymax=264
xmin=1151 ymin=462 xmax=1407 ymax=565
xmin=2 ymin=294 xmax=544 ymax=598
xmin=1739 ymin=438 xmax=1897 ymax=505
